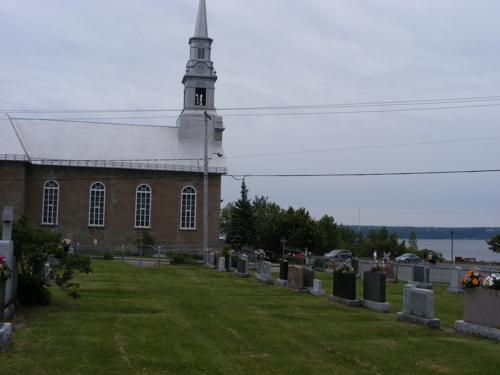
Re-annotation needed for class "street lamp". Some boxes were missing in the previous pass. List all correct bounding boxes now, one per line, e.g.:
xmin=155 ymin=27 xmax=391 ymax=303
xmin=203 ymin=111 xmax=223 ymax=263
xmin=451 ymin=230 xmax=454 ymax=265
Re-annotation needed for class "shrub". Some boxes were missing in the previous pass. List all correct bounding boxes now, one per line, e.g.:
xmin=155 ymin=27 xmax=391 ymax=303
xmin=103 ymin=252 xmax=114 ymax=260
xmin=312 ymin=257 xmax=325 ymax=271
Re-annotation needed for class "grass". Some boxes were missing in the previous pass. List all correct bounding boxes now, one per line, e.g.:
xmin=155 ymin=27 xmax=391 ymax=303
xmin=1 ymin=261 xmax=500 ymax=375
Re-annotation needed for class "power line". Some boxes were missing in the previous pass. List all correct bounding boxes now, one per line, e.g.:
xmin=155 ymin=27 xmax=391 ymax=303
xmin=226 ymin=169 xmax=500 ymax=179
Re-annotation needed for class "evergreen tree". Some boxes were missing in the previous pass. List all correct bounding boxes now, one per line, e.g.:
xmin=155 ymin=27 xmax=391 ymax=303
xmin=225 ymin=180 xmax=256 ymax=250
xmin=408 ymin=231 xmax=418 ymax=251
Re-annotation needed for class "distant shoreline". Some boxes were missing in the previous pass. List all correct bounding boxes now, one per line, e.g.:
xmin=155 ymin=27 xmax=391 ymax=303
xmin=349 ymin=225 xmax=499 ymax=240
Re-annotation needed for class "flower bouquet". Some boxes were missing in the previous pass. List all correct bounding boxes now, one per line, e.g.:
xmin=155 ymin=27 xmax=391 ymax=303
xmin=255 ymin=249 xmax=266 ymax=260
xmin=460 ymin=269 xmax=483 ymax=289
xmin=484 ymin=273 xmax=500 ymax=290
xmin=336 ymin=261 xmax=354 ymax=274
xmin=0 ymin=255 xmax=12 ymax=281
xmin=370 ymin=262 xmax=384 ymax=271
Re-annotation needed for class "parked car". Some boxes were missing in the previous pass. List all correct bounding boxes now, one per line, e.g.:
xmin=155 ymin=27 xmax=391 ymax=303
xmin=395 ymin=253 xmax=420 ymax=263
xmin=324 ymin=249 xmax=352 ymax=262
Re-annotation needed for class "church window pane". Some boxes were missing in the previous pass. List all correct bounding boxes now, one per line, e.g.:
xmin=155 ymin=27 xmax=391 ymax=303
xmin=42 ymin=180 xmax=59 ymax=225
xmin=180 ymin=186 xmax=196 ymax=229
xmin=89 ymin=182 xmax=105 ymax=227
xmin=135 ymin=184 xmax=151 ymax=228
xmin=195 ymin=87 xmax=206 ymax=106
xmin=198 ymin=47 xmax=205 ymax=59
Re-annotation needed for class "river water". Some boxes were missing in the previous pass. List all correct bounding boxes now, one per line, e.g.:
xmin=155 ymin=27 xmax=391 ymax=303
xmin=400 ymin=239 xmax=500 ymax=263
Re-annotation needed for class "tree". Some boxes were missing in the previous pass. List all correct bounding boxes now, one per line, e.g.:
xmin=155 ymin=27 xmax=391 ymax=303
xmin=408 ymin=231 xmax=418 ymax=251
xmin=487 ymin=234 xmax=500 ymax=253
xmin=252 ymin=196 xmax=282 ymax=253
xmin=224 ymin=180 xmax=256 ymax=250
xmin=276 ymin=207 xmax=319 ymax=253
xmin=316 ymin=215 xmax=338 ymax=254
xmin=12 ymin=214 xmax=92 ymax=305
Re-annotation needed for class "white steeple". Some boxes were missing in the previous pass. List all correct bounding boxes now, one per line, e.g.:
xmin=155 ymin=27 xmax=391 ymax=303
xmin=177 ymin=0 xmax=224 ymax=142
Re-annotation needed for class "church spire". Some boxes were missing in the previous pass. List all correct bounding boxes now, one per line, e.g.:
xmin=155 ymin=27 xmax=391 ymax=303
xmin=177 ymin=0 xmax=224 ymax=142
xmin=194 ymin=0 xmax=208 ymax=38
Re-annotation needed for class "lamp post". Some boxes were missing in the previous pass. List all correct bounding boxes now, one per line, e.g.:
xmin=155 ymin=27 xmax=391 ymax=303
xmin=451 ymin=230 xmax=454 ymax=265
xmin=203 ymin=111 xmax=223 ymax=264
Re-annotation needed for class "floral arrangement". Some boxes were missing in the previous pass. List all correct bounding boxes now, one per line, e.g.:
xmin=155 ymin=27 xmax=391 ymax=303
xmin=460 ymin=269 xmax=483 ymax=289
xmin=255 ymin=249 xmax=266 ymax=260
xmin=336 ymin=261 xmax=354 ymax=274
xmin=370 ymin=262 xmax=384 ymax=271
xmin=0 ymin=254 xmax=12 ymax=281
xmin=484 ymin=273 xmax=500 ymax=290
xmin=61 ymin=239 xmax=71 ymax=247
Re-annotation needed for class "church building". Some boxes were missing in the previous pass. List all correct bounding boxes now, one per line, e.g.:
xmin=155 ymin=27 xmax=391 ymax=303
xmin=0 ymin=0 xmax=226 ymax=250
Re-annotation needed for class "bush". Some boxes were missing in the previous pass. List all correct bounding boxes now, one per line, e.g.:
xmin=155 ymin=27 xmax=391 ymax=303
xmin=103 ymin=252 xmax=114 ymax=260
xmin=171 ymin=254 xmax=187 ymax=264
xmin=312 ymin=257 xmax=325 ymax=271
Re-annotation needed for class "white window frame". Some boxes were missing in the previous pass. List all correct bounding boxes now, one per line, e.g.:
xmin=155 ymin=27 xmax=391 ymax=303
xmin=42 ymin=180 xmax=59 ymax=225
xmin=89 ymin=182 xmax=106 ymax=227
xmin=180 ymin=186 xmax=196 ymax=230
xmin=135 ymin=184 xmax=151 ymax=228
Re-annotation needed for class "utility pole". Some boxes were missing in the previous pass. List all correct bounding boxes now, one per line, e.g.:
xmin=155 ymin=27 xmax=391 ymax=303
xmin=203 ymin=111 xmax=211 ymax=264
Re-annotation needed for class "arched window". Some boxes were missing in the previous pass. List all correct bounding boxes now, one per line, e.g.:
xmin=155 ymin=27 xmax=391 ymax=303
xmin=180 ymin=186 xmax=196 ymax=229
xmin=42 ymin=180 xmax=59 ymax=225
xmin=135 ymin=184 xmax=151 ymax=228
xmin=89 ymin=182 xmax=105 ymax=227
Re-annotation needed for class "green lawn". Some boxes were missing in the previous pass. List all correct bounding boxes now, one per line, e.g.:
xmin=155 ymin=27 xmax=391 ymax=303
xmin=1 ymin=261 xmax=499 ymax=374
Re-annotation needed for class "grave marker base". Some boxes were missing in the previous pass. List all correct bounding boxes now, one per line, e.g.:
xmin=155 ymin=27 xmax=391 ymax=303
xmin=254 ymin=274 xmax=274 ymax=285
xmin=234 ymin=271 xmax=250 ymax=278
xmin=360 ymin=299 xmax=390 ymax=313
xmin=454 ymin=320 xmax=500 ymax=341
xmin=396 ymin=312 xmax=440 ymax=328
xmin=328 ymin=295 xmax=361 ymax=307
xmin=276 ymin=279 xmax=288 ymax=287
xmin=0 ymin=323 xmax=12 ymax=352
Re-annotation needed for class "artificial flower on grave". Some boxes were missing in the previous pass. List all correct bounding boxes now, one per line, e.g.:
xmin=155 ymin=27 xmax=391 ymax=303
xmin=484 ymin=273 xmax=500 ymax=290
xmin=336 ymin=261 xmax=354 ymax=274
xmin=255 ymin=249 xmax=266 ymax=260
xmin=370 ymin=261 xmax=384 ymax=271
xmin=0 ymin=254 xmax=12 ymax=281
xmin=61 ymin=239 xmax=71 ymax=247
xmin=460 ymin=269 xmax=483 ymax=289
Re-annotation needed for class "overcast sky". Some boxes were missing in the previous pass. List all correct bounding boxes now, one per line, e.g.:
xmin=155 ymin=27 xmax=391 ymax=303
xmin=1 ymin=0 xmax=499 ymax=228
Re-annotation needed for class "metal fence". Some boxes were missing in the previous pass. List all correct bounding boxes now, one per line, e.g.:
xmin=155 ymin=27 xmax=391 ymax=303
xmin=308 ymin=257 xmax=500 ymax=286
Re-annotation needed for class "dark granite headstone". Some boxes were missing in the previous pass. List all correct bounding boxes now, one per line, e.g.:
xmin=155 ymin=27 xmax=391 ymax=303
xmin=333 ymin=271 xmax=356 ymax=300
xmin=363 ymin=270 xmax=386 ymax=303
xmin=302 ymin=267 xmax=315 ymax=288
xmin=237 ymin=257 xmax=247 ymax=274
xmin=412 ymin=266 xmax=429 ymax=283
xmin=351 ymin=259 xmax=359 ymax=274
xmin=280 ymin=260 xmax=288 ymax=280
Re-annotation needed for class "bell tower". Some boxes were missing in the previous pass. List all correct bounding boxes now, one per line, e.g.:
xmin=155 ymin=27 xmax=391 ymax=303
xmin=177 ymin=0 xmax=224 ymax=141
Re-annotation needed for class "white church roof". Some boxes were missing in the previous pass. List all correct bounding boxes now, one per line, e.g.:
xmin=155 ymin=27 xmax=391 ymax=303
xmin=0 ymin=114 xmax=226 ymax=174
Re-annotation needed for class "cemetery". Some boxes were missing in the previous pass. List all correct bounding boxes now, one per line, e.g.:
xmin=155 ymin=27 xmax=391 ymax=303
xmin=2 ymin=209 xmax=500 ymax=372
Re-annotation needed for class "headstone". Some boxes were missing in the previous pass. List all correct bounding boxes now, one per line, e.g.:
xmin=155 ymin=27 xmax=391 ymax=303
xmin=396 ymin=284 xmax=440 ymax=328
xmin=409 ymin=265 xmax=432 ymax=289
xmin=208 ymin=253 xmax=215 ymax=269
xmin=325 ymin=259 xmax=336 ymax=274
xmin=287 ymin=266 xmax=304 ymax=290
xmin=447 ymin=266 xmax=463 ymax=294
xmin=412 ymin=266 xmax=429 ymax=283
xmin=329 ymin=271 xmax=360 ymax=306
xmin=257 ymin=259 xmax=263 ymax=274
xmin=351 ymin=258 xmax=359 ymax=274
xmin=302 ymin=267 xmax=314 ymax=288
xmin=0 ymin=207 xmax=17 ymax=310
xmin=0 ymin=206 xmax=15 ymax=351
xmin=217 ymin=256 xmax=226 ymax=272
xmin=310 ymin=279 xmax=325 ymax=297
xmin=382 ymin=262 xmax=394 ymax=279
xmin=333 ymin=271 xmax=356 ymax=300
xmin=255 ymin=261 xmax=274 ymax=284
xmin=214 ymin=251 xmax=220 ymax=267
xmin=363 ymin=270 xmax=386 ymax=303
xmin=235 ymin=254 xmax=249 ymax=278
xmin=277 ymin=260 xmax=288 ymax=287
